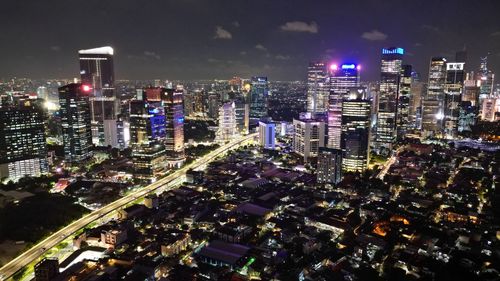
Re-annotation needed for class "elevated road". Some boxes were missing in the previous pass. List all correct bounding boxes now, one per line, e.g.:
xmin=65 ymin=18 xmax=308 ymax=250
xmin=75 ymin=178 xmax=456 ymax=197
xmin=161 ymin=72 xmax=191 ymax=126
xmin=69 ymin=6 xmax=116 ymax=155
xmin=0 ymin=133 xmax=257 ymax=280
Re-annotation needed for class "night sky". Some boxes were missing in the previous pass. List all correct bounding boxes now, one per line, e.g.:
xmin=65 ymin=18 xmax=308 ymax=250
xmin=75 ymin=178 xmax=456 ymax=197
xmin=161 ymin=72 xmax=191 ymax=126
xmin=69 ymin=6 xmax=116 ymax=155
xmin=1 ymin=0 xmax=500 ymax=81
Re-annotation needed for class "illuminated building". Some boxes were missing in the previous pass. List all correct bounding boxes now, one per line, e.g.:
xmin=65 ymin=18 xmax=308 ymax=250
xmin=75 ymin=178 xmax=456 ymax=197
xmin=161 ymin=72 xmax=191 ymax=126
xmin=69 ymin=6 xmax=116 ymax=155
xmin=234 ymin=97 xmax=249 ymax=134
xmin=478 ymin=56 xmax=495 ymax=104
xmin=444 ymin=60 xmax=465 ymax=138
xmin=481 ymin=98 xmax=500 ymax=121
xmin=129 ymin=94 xmax=167 ymax=178
xmin=216 ymin=101 xmax=239 ymax=142
xmin=163 ymin=87 xmax=185 ymax=167
xmin=396 ymin=65 xmax=412 ymax=139
xmin=79 ymin=46 xmax=120 ymax=147
xmin=0 ymin=100 xmax=48 ymax=182
xmin=307 ymin=62 xmax=329 ymax=114
xmin=258 ymin=119 xmax=275 ymax=149
xmin=249 ymin=76 xmax=269 ymax=119
xmin=327 ymin=63 xmax=360 ymax=149
xmin=341 ymin=88 xmax=371 ymax=172
xmin=375 ymin=47 xmax=403 ymax=152
xmin=58 ymin=83 xmax=93 ymax=163
xmin=293 ymin=118 xmax=325 ymax=162
xmin=422 ymin=57 xmax=447 ymax=137
xmin=316 ymin=147 xmax=342 ymax=184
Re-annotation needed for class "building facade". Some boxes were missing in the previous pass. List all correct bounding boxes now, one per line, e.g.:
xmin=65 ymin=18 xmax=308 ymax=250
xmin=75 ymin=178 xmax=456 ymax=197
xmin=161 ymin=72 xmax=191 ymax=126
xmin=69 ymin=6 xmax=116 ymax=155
xmin=293 ymin=119 xmax=325 ymax=162
xmin=376 ymin=47 xmax=404 ymax=152
xmin=79 ymin=46 xmax=120 ymax=147
xmin=59 ymin=83 xmax=93 ymax=163
xmin=0 ymin=100 xmax=48 ymax=182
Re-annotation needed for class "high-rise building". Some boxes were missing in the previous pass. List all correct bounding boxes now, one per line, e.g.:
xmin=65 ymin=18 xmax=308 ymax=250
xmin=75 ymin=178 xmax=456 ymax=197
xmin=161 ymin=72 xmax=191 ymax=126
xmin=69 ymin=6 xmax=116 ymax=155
xmin=422 ymin=57 xmax=447 ymax=137
xmin=129 ymin=96 xmax=167 ymax=179
xmin=444 ymin=61 xmax=465 ymax=138
xmin=79 ymin=46 xmax=119 ymax=147
xmin=234 ymin=97 xmax=249 ymax=134
xmin=259 ymin=120 xmax=275 ymax=149
xmin=207 ymin=93 xmax=219 ymax=119
xmin=58 ymin=83 xmax=93 ymax=163
xmin=249 ymin=77 xmax=269 ymax=119
xmin=327 ymin=63 xmax=361 ymax=149
xmin=478 ymin=56 xmax=495 ymax=103
xmin=307 ymin=62 xmax=329 ymax=114
xmin=216 ymin=101 xmax=239 ymax=142
xmin=293 ymin=118 xmax=325 ymax=162
xmin=316 ymin=147 xmax=342 ymax=184
xmin=376 ymin=47 xmax=404 ymax=152
xmin=409 ymin=81 xmax=425 ymax=130
xmin=0 ymin=100 xmax=48 ymax=182
xmin=163 ymin=87 xmax=185 ymax=168
xmin=341 ymin=88 xmax=371 ymax=172
xmin=396 ymin=65 xmax=412 ymax=139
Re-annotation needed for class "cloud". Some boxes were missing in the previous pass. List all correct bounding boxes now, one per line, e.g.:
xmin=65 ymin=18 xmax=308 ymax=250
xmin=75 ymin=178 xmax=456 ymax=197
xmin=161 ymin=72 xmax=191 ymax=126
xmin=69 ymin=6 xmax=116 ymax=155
xmin=144 ymin=51 xmax=161 ymax=60
xmin=490 ymin=31 xmax=500 ymax=37
xmin=414 ymin=42 xmax=423 ymax=47
xmin=214 ymin=26 xmax=232 ymax=39
xmin=361 ymin=30 xmax=387 ymax=41
xmin=275 ymin=54 xmax=290 ymax=60
xmin=50 ymin=46 xmax=61 ymax=52
xmin=421 ymin=24 xmax=439 ymax=32
xmin=325 ymin=48 xmax=336 ymax=54
xmin=255 ymin=44 xmax=267 ymax=51
xmin=240 ymin=51 xmax=247 ymax=56
xmin=232 ymin=21 xmax=240 ymax=28
xmin=207 ymin=58 xmax=220 ymax=63
xmin=280 ymin=21 xmax=318 ymax=33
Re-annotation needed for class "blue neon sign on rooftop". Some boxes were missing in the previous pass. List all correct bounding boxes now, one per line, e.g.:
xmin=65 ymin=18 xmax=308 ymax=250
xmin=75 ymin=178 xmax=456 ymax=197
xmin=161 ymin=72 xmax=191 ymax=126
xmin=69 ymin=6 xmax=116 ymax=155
xmin=382 ymin=47 xmax=404 ymax=55
xmin=341 ymin=64 xmax=356 ymax=69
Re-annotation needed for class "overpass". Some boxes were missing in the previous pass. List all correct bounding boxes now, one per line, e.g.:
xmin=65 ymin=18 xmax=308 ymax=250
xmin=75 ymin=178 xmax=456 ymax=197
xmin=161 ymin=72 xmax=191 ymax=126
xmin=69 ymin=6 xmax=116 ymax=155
xmin=0 ymin=133 xmax=257 ymax=280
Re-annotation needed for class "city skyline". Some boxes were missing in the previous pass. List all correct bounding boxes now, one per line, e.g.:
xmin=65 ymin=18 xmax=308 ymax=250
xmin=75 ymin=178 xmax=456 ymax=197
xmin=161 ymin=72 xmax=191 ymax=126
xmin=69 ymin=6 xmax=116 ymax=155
xmin=0 ymin=0 xmax=499 ymax=81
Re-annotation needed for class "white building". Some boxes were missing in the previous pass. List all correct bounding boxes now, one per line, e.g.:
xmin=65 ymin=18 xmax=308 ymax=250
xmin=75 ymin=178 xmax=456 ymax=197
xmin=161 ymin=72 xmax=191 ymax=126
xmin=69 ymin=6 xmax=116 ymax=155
xmin=293 ymin=119 xmax=325 ymax=162
xmin=216 ymin=101 xmax=239 ymax=142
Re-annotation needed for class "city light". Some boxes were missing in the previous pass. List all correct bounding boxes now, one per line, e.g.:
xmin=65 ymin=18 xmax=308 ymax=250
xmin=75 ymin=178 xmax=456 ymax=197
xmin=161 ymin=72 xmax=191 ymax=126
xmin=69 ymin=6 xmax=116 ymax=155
xmin=82 ymin=85 xmax=92 ymax=92
xmin=330 ymin=64 xmax=338 ymax=70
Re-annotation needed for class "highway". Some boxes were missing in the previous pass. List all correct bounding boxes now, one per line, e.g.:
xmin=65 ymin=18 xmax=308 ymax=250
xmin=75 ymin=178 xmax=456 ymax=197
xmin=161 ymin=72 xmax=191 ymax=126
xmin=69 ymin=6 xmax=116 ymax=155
xmin=0 ymin=133 xmax=257 ymax=281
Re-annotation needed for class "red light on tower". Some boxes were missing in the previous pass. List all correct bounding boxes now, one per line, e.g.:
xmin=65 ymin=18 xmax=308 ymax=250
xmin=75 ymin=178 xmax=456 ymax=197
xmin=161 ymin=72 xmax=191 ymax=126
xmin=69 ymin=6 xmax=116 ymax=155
xmin=356 ymin=65 xmax=361 ymax=70
xmin=82 ymin=85 xmax=92 ymax=92
xmin=330 ymin=64 xmax=338 ymax=71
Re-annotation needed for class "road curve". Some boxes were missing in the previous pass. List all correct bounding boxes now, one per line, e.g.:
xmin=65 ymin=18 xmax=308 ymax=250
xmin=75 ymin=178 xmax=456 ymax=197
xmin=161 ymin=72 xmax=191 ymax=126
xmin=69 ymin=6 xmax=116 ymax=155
xmin=0 ymin=133 xmax=257 ymax=280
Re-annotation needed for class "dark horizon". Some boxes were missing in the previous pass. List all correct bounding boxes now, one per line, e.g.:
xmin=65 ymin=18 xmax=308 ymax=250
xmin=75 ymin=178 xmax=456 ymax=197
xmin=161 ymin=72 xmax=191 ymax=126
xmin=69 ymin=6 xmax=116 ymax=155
xmin=0 ymin=0 xmax=499 ymax=82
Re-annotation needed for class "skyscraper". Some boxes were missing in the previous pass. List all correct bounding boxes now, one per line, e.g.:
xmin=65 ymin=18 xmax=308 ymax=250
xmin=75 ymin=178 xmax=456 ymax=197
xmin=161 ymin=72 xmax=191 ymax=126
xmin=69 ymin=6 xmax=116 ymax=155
xmin=327 ymin=63 xmax=361 ymax=149
xmin=249 ymin=77 xmax=269 ymax=119
xmin=422 ymin=57 xmax=447 ymax=137
xmin=478 ymin=56 xmax=495 ymax=103
xmin=307 ymin=62 xmax=329 ymax=114
xmin=129 ymin=91 xmax=167 ymax=179
xmin=216 ymin=101 xmax=239 ymax=142
xmin=58 ymin=83 xmax=93 ymax=163
xmin=444 ymin=60 xmax=465 ymax=138
xmin=376 ymin=47 xmax=404 ymax=152
xmin=396 ymin=65 xmax=412 ymax=139
xmin=341 ymin=88 xmax=371 ymax=172
xmin=293 ymin=118 xmax=325 ymax=162
xmin=234 ymin=97 xmax=249 ymax=134
xmin=259 ymin=120 xmax=275 ymax=150
xmin=79 ymin=46 xmax=119 ymax=147
xmin=316 ymin=148 xmax=342 ymax=185
xmin=163 ymin=87 xmax=185 ymax=167
xmin=0 ymin=99 xmax=48 ymax=182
